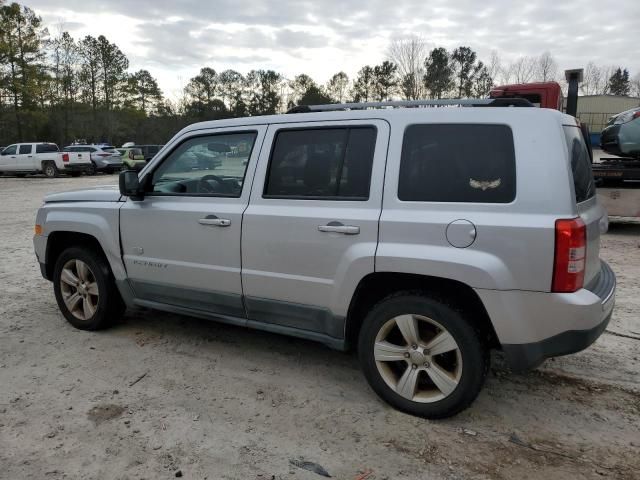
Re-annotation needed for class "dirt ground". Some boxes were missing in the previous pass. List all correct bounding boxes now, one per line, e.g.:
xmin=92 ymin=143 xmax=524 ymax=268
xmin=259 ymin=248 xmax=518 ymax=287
xmin=0 ymin=173 xmax=638 ymax=480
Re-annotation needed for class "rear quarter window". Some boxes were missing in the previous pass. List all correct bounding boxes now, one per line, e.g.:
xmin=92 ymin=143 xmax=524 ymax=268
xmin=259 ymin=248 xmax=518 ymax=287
xmin=563 ymin=126 xmax=595 ymax=203
xmin=398 ymin=124 xmax=516 ymax=203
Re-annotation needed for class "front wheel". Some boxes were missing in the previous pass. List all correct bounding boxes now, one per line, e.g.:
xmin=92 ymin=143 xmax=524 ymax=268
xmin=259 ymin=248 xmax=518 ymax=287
xmin=53 ymin=247 xmax=125 ymax=330
xmin=358 ymin=293 xmax=488 ymax=419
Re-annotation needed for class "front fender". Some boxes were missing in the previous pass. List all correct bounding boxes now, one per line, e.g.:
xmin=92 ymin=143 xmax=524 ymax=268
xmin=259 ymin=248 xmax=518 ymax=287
xmin=38 ymin=202 xmax=126 ymax=281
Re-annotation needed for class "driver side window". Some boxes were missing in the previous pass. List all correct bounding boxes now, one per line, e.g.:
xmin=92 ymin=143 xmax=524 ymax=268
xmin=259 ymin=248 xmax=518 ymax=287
xmin=150 ymin=132 xmax=257 ymax=197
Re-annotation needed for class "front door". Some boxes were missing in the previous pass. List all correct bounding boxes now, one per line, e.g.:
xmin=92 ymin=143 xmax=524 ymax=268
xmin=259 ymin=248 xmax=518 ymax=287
xmin=16 ymin=144 xmax=34 ymax=171
xmin=120 ymin=126 xmax=266 ymax=318
xmin=241 ymin=120 xmax=389 ymax=340
xmin=0 ymin=145 xmax=18 ymax=171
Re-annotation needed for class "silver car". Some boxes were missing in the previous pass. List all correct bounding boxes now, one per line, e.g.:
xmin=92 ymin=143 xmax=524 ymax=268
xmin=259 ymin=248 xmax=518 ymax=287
xmin=601 ymin=107 xmax=640 ymax=158
xmin=34 ymin=100 xmax=615 ymax=418
xmin=64 ymin=144 xmax=123 ymax=174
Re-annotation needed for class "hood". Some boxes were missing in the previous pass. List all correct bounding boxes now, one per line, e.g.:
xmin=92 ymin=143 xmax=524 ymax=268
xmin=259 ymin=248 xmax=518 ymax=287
xmin=44 ymin=185 xmax=122 ymax=203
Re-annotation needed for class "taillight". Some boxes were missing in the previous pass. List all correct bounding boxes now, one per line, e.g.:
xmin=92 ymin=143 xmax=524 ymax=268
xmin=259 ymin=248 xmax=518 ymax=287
xmin=62 ymin=153 xmax=69 ymax=162
xmin=552 ymin=218 xmax=586 ymax=293
xmin=633 ymin=111 xmax=640 ymax=120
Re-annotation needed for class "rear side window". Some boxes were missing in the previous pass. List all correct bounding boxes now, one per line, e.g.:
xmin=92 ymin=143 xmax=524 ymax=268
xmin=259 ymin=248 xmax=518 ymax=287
xmin=264 ymin=127 xmax=376 ymax=200
xmin=36 ymin=143 xmax=59 ymax=153
xmin=399 ymin=124 xmax=516 ymax=203
xmin=18 ymin=144 xmax=33 ymax=154
xmin=564 ymin=126 xmax=595 ymax=203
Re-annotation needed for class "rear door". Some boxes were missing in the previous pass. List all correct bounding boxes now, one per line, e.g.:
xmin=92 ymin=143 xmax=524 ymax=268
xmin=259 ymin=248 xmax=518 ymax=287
xmin=564 ymin=124 xmax=603 ymax=285
xmin=241 ymin=120 xmax=389 ymax=340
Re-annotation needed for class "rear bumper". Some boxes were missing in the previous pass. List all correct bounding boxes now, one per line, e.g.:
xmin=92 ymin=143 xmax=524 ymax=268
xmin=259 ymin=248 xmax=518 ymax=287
xmin=62 ymin=163 xmax=92 ymax=172
xmin=501 ymin=306 xmax=612 ymax=371
xmin=94 ymin=158 xmax=123 ymax=171
xmin=477 ymin=261 xmax=616 ymax=371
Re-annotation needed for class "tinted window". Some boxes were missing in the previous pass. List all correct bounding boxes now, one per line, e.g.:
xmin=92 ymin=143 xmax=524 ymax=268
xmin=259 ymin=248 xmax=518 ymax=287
xmin=564 ymin=126 xmax=595 ymax=203
xmin=398 ymin=124 xmax=516 ymax=203
xmin=3 ymin=145 xmax=17 ymax=155
xmin=18 ymin=144 xmax=33 ymax=154
xmin=151 ymin=132 xmax=257 ymax=197
xmin=36 ymin=143 xmax=59 ymax=153
xmin=264 ymin=127 xmax=376 ymax=199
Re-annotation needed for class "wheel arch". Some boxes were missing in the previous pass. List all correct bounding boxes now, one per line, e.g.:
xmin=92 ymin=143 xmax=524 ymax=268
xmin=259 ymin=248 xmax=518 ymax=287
xmin=345 ymin=272 xmax=500 ymax=351
xmin=45 ymin=231 xmax=109 ymax=280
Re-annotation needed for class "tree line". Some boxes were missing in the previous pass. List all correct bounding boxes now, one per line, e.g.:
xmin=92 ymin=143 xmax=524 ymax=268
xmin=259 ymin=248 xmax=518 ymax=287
xmin=1 ymin=2 xmax=639 ymax=148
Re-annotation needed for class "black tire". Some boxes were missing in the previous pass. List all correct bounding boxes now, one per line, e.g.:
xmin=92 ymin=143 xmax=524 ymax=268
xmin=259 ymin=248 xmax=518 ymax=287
xmin=358 ymin=292 xmax=488 ymax=419
xmin=88 ymin=162 xmax=97 ymax=175
xmin=53 ymin=246 xmax=125 ymax=330
xmin=15 ymin=173 xmax=26 ymax=178
xmin=43 ymin=162 xmax=58 ymax=178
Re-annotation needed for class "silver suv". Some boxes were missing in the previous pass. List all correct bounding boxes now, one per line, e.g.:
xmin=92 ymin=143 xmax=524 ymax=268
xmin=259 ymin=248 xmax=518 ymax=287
xmin=33 ymin=100 xmax=616 ymax=418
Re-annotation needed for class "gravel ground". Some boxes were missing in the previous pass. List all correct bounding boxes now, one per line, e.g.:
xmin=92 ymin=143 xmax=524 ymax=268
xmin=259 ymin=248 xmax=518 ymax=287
xmin=1 ymin=174 xmax=639 ymax=480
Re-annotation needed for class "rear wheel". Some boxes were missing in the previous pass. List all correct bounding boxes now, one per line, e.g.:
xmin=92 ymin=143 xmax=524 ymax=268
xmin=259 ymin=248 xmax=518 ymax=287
xmin=43 ymin=162 xmax=58 ymax=178
xmin=88 ymin=162 xmax=97 ymax=175
xmin=53 ymin=247 xmax=125 ymax=330
xmin=358 ymin=292 xmax=488 ymax=419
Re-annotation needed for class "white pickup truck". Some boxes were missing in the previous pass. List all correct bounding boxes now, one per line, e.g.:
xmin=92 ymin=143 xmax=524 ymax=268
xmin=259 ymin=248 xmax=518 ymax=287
xmin=0 ymin=142 xmax=92 ymax=177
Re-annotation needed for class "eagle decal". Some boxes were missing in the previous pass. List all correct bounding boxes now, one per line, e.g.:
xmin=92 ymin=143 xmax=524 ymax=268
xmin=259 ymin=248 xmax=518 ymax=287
xmin=469 ymin=178 xmax=501 ymax=191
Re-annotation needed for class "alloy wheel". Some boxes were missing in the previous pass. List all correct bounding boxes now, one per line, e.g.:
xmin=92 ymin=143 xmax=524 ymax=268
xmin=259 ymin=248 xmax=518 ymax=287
xmin=59 ymin=259 xmax=99 ymax=320
xmin=374 ymin=314 xmax=463 ymax=403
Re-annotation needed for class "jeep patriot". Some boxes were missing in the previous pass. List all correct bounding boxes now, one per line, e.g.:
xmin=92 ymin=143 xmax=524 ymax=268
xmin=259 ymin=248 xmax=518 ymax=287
xmin=33 ymin=100 xmax=616 ymax=418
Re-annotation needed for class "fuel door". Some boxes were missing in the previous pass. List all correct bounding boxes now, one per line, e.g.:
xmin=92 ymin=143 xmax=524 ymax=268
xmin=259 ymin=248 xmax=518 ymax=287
xmin=446 ymin=219 xmax=477 ymax=248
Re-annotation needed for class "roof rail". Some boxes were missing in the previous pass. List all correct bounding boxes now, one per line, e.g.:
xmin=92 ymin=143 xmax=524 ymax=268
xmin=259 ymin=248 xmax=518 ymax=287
xmin=287 ymin=97 xmax=533 ymax=113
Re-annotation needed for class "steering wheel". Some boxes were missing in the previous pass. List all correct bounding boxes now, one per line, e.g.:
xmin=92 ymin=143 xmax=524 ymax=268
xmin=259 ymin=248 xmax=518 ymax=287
xmin=198 ymin=174 xmax=232 ymax=194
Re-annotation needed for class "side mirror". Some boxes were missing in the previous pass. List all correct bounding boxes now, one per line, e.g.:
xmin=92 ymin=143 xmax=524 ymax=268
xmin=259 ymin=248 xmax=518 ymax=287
xmin=119 ymin=170 xmax=144 ymax=201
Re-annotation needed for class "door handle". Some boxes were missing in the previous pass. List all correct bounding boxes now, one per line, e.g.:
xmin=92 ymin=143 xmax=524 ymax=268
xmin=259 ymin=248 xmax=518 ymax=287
xmin=318 ymin=222 xmax=360 ymax=235
xmin=28 ymin=155 xmax=33 ymax=158
xmin=198 ymin=215 xmax=231 ymax=227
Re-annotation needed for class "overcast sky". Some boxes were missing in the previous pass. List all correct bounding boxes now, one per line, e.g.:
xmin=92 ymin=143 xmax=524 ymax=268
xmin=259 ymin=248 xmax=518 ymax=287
xmin=28 ymin=0 xmax=640 ymax=99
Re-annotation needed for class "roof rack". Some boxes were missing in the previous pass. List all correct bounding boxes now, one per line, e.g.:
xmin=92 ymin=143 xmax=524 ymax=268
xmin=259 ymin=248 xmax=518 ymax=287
xmin=287 ymin=97 xmax=533 ymax=113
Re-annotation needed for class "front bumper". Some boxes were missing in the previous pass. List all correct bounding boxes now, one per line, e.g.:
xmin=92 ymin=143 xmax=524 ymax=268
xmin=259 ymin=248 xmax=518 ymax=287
xmin=477 ymin=261 xmax=616 ymax=371
xmin=600 ymin=125 xmax=623 ymax=156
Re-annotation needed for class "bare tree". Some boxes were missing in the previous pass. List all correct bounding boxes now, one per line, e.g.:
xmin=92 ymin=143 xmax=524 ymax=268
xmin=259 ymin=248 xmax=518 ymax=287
xmin=581 ymin=62 xmax=602 ymax=95
xmin=510 ymin=56 xmax=536 ymax=83
xmin=535 ymin=51 xmax=558 ymax=82
xmin=487 ymin=50 xmax=502 ymax=83
xmin=631 ymin=72 xmax=640 ymax=97
xmin=387 ymin=36 xmax=427 ymax=99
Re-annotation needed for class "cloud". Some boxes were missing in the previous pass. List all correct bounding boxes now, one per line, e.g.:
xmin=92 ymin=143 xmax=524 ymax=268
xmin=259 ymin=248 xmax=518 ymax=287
xmin=28 ymin=0 xmax=640 ymax=99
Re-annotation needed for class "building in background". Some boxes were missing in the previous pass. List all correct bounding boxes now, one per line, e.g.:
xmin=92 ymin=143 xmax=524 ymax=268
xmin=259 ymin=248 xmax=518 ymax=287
xmin=568 ymin=95 xmax=640 ymax=133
